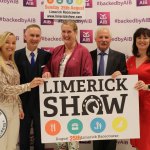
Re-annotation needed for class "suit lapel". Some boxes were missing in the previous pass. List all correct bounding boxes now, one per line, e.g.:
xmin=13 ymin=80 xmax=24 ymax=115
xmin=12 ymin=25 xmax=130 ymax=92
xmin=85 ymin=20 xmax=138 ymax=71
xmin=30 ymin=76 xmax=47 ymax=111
xmin=36 ymin=49 xmax=43 ymax=76
xmin=21 ymin=49 xmax=31 ymax=79
xmin=92 ymin=49 xmax=97 ymax=76
xmin=106 ymin=49 xmax=114 ymax=75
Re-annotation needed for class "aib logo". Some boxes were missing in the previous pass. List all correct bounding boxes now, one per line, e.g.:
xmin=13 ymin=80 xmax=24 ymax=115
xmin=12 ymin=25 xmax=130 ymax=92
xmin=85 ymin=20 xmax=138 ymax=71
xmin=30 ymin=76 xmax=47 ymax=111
xmin=85 ymin=0 xmax=92 ymax=8
xmin=80 ymin=30 xmax=93 ymax=43
xmin=47 ymin=0 xmax=84 ymax=5
xmin=41 ymin=12 xmax=54 ymax=25
xmin=23 ymin=0 xmax=36 ymax=7
xmin=97 ymin=12 xmax=110 ymax=25
xmin=136 ymin=0 xmax=150 ymax=6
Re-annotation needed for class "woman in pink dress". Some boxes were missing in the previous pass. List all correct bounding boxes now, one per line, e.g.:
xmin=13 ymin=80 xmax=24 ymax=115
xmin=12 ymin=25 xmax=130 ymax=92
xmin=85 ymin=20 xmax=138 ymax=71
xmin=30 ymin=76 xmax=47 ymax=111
xmin=127 ymin=28 xmax=150 ymax=150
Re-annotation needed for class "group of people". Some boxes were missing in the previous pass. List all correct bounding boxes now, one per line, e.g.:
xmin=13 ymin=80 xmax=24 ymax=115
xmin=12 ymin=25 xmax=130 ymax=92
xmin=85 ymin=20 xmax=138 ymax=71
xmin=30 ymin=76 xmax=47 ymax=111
xmin=0 ymin=20 xmax=150 ymax=150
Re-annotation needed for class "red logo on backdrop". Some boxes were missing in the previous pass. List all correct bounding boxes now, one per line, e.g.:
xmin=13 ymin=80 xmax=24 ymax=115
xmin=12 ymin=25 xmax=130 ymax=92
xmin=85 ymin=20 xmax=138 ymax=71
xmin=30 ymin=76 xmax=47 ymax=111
xmin=97 ymin=12 xmax=110 ymax=25
xmin=136 ymin=0 xmax=150 ymax=6
xmin=41 ymin=12 xmax=54 ymax=25
xmin=80 ymin=30 xmax=93 ymax=43
xmin=85 ymin=0 xmax=92 ymax=8
xmin=23 ymin=0 xmax=37 ymax=7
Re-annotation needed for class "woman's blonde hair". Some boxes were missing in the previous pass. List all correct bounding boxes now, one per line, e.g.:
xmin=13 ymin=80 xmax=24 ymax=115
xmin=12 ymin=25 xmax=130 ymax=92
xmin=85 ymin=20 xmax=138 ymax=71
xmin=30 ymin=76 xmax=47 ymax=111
xmin=61 ymin=20 xmax=78 ymax=32
xmin=0 ymin=31 xmax=17 ymax=75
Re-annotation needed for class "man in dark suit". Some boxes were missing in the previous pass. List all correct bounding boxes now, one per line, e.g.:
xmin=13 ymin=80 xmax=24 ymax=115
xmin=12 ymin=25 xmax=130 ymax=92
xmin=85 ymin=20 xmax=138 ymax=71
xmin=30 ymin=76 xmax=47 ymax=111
xmin=90 ymin=27 xmax=127 ymax=150
xmin=15 ymin=24 xmax=51 ymax=150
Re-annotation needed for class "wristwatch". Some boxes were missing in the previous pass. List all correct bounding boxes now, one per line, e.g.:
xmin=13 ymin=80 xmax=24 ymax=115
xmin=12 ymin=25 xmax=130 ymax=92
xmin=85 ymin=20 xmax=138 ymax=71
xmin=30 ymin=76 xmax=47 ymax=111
xmin=148 ymin=84 xmax=150 ymax=90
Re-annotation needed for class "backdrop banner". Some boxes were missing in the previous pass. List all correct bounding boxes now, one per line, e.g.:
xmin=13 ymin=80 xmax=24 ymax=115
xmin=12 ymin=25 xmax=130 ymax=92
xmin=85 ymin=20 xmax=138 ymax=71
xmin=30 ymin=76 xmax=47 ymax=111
xmin=0 ymin=0 xmax=148 ymax=149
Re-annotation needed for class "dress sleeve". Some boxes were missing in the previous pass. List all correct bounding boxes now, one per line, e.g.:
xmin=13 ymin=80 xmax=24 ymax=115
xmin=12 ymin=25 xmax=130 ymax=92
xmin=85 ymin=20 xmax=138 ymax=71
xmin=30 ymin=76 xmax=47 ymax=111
xmin=81 ymin=48 xmax=93 ymax=76
xmin=0 ymin=67 xmax=31 ymax=96
xmin=17 ymin=97 xmax=23 ymax=111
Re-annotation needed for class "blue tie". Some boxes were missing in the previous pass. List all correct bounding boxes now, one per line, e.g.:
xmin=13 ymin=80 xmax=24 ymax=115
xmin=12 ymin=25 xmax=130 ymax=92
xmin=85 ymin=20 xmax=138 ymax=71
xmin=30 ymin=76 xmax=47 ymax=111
xmin=98 ymin=52 xmax=106 ymax=75
xmin=30 ymin=52 xmax=35 ymax=67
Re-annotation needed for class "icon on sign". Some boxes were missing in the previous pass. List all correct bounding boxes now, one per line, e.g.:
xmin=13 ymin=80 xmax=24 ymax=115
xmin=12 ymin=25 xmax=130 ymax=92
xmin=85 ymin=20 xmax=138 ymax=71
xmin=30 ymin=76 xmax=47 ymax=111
xmin=72 ymin=123 xmax=79 ymax=130
xmin=91 ymin=118 xmax=106 ymax=133
xmin=45 ymin=120 xmax=61 ymax=136
xmin=94 ymin=122 xmax=102 ymax=130
xmin=112 ymin=117 xmax=128 ymax=132
xmin=67 ymin=119 xmax=83 ymax=135
xmin=50 ymin=124 xmax=56 ymax=132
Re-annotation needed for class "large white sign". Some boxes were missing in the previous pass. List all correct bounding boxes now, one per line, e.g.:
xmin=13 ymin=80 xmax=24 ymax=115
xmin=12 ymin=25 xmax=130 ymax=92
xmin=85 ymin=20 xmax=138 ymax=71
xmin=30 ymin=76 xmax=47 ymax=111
xmin=44 ymin=0 xmax=85 ymax=20
xmin=40 ymin=75 xmax=139 ymax=143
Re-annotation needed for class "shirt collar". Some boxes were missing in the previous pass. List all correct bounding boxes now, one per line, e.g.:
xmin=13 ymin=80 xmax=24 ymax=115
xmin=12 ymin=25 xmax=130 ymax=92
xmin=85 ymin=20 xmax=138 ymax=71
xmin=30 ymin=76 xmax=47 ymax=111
xmin=97 ymin=48 xmax=109 ymax=56
xmin=25 ymin=47 xmax=38 ymax=57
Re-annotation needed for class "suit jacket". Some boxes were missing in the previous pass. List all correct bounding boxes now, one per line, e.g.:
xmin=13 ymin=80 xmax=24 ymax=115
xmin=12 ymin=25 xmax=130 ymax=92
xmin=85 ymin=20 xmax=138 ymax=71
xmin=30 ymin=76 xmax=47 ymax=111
xmin=90 ymin=48 xmax=127 ymax=76
xmin=14 ymin=48 xmax=51 ymax=114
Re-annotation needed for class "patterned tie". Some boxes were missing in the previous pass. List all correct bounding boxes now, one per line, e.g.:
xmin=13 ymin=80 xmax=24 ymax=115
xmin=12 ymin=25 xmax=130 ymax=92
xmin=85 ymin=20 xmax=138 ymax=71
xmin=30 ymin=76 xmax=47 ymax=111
xmin=30 ymin=52 xmax=35 ymax=67
xmin=98 ymin=52 xmax=106 ymax=75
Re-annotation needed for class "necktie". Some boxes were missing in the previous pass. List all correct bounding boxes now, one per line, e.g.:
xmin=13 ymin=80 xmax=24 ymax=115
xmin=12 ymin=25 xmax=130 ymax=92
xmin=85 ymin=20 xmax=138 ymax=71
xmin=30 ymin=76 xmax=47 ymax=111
xmin=98 ymin=52 xmax=106 ymax=75
xmin=30 ymin=52 xmax=35 ymax=67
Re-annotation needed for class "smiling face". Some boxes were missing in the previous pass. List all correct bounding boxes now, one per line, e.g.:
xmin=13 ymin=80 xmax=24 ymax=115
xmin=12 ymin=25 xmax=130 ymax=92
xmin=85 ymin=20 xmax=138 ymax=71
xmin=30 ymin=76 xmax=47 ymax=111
xmin=95 ymin=28 xmax=111 ymax=52
xmin=0 ymin=34 xmax=16 ymax=61
xmin=24 ymin=27 xmax=41 ymax=51
xmin=61 ymin=24 xmax=77 ymax=47
xmin=136 ymin=34 xmax=150 ymax=52
xmin=95 ymin=28 xmax=112 ymax=52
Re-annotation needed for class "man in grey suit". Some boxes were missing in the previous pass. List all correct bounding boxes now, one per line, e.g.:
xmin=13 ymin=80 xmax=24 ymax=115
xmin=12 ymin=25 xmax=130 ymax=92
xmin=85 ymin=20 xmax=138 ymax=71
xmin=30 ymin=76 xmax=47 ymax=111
xmin=90 ymin=27 xmax=127 ymax=150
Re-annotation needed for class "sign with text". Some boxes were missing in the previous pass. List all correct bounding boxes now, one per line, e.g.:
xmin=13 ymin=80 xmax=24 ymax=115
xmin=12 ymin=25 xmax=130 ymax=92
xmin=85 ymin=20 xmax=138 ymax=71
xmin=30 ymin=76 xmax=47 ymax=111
xmin=40 ymin=75 xmax=139 ymax=143
xmin=44 ymin=0 xmax=85 ymax=20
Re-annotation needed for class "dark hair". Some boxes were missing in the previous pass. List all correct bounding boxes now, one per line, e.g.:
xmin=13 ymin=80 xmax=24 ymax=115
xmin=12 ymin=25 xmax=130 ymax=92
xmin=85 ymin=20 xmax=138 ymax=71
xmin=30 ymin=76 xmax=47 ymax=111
xmin=132 ymin=28 xmax=150 ymax=57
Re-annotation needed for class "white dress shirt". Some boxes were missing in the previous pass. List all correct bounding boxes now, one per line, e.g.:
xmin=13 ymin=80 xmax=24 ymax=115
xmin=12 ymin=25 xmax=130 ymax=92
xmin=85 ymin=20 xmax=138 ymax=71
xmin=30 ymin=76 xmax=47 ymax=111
xmin=25 ymin=47 xmax=38 ymax=64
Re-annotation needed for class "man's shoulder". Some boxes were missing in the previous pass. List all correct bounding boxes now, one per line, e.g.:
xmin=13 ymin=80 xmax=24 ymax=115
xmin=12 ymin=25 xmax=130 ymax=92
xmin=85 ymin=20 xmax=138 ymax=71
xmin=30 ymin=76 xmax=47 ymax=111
xmin=90 ymin=49 xmax=97 ymax=55
xmin=15 ymin=48 xmax=25 ymax=55
xmin=109 ymin=49 xmax=125 ymax=56
xmin=38 ymin=48 xmax=51 ymax=54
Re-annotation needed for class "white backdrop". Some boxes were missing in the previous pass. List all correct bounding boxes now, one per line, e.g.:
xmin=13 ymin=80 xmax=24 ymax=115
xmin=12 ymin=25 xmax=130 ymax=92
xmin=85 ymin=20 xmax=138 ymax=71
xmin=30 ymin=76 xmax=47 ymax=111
xmin=0 ymin=0 xmax=150 ymax=149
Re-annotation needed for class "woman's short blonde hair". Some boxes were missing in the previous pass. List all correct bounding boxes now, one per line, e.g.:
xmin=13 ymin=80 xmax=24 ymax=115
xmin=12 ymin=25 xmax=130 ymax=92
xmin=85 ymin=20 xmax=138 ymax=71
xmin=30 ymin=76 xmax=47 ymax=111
xmin=61 ymin=20 xmax=78 ymax=32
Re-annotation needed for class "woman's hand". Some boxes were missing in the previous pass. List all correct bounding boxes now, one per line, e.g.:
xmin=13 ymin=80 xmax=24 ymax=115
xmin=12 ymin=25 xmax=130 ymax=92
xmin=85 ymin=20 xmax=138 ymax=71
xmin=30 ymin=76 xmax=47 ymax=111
xmin=19 ymin=110 xmax=24 ymax=119
xmin=134 ymin=80 xmax=148 ymax=90
xmin=29 ymin=77 xmax=44 ymax=88
xmin=111 ymin=71 xmax=122 ymax=79
xmin=42 ymin=72 xmax=52 ymax=78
